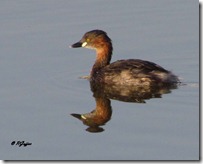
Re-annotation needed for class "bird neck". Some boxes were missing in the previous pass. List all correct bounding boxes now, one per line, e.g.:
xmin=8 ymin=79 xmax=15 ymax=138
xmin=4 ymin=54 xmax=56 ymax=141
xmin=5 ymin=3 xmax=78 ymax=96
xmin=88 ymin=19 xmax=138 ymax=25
xmin=91 ymin=44 xmax=113 ymax=76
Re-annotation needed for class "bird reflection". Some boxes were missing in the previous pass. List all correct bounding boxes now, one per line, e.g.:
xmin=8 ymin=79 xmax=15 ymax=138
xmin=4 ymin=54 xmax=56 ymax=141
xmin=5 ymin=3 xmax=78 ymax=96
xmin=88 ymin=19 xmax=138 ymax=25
xmin=71 ymin=82 xmax=178 ymax=133
xmin=71 ymin=88 xmax=112 ymax=133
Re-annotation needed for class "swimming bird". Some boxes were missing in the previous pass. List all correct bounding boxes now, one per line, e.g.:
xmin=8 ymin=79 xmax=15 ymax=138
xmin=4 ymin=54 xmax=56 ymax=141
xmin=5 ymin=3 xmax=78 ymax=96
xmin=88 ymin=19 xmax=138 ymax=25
xmin=70 ymin=30 xmax=179 ymax=86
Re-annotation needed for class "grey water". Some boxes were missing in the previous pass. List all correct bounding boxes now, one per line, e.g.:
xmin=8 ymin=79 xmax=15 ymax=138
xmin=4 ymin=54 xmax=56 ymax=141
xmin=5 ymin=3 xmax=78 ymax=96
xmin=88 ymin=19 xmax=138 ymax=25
xmin=0 ymin=0 xmax=199 ymax=160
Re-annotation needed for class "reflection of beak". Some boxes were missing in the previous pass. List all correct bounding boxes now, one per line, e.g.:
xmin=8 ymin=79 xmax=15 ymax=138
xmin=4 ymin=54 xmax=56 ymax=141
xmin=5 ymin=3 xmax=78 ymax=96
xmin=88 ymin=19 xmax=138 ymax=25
xmin=71 ymin=113 xmax=82 ymax=120
xmin=71 ymin=113 xmax=87 ymax=120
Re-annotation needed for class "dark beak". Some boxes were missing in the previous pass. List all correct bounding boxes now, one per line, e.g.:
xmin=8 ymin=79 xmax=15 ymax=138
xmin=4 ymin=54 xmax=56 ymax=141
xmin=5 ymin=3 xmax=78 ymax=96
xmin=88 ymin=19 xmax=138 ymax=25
xmin=71 ymin=113 xmax=82 ymax=120
xmin=69 ymin=41 xmax=82 ymax=48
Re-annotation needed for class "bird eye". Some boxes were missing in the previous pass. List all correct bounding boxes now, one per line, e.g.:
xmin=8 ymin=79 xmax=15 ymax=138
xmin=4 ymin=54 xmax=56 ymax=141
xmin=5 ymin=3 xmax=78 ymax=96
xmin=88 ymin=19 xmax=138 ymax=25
xmin=86 ymin=38 xmax=90 ymax=42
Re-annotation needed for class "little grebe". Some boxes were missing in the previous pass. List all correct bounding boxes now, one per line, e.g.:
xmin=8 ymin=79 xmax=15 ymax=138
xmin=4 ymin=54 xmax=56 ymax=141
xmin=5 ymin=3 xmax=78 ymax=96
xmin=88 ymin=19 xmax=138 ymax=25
xmin=70 ymin=30 xmax=179 ymax=86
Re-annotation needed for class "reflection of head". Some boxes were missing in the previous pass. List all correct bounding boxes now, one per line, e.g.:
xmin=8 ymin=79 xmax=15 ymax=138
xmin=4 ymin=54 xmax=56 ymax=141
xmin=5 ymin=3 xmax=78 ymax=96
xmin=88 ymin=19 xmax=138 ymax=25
xmin=71 ymin=92 xmax=112 ymax=133
xmin=71 ymin=114 xmax=105 ymax=133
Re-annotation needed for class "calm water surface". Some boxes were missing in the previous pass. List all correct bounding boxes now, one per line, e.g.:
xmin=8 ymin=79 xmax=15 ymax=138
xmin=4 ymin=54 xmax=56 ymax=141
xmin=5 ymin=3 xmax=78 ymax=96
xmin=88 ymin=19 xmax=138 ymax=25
xmin=0 ymin=0 xmax=199 ymax=160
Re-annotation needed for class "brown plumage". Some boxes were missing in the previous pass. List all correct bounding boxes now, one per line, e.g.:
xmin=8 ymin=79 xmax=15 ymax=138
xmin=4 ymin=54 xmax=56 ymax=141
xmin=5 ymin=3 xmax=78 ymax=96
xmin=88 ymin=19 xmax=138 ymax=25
xmin=70 ymin=29 xmax=179 ymax=86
